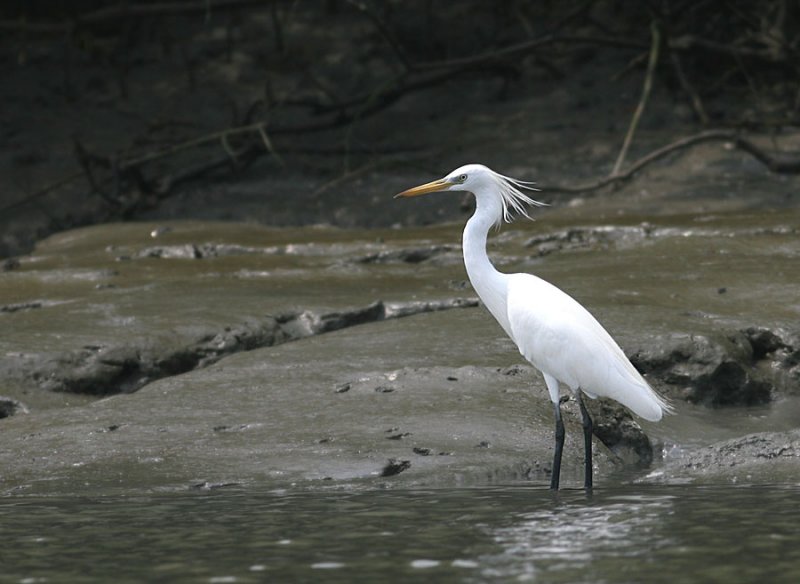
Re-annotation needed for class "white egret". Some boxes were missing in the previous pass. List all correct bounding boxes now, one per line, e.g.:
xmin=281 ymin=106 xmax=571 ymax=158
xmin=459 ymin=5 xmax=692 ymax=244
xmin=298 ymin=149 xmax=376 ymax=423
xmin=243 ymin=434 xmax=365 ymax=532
xmin=395 ymin=164 xmax=671 ymax=490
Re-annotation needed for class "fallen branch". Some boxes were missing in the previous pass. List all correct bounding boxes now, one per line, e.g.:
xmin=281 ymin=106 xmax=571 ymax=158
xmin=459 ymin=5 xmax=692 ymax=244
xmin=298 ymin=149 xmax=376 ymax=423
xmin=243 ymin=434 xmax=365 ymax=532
xmin=119 ymin=121 xmax=278 ymax=170
xmin=542 ymin=129 xmax=800 ymax=194
xmin=542 ymin=129 xmax=736 ymax=193
xmin=735 ymin=137 xmax=800 ymax=174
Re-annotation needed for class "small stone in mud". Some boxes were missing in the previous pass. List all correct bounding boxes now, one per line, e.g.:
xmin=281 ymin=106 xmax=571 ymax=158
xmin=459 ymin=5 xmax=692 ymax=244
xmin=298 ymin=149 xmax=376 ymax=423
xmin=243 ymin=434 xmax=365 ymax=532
xmin=585 ymin=398 xmax=653 ymax=466
xmin=136 ymin=244 xmax=201 ymax=260
xmin=718 ymin=287 xmax=727 ymax=294
xmin=375 ymin=385 xmax=395 ymax=393
xmin=380 ymin=458 xmax=411 ymax=477
xmin=213 ymin=424 xmax=253 ymax=433
xmin=150 ymin=226 xmax=173 ymax=238
xmin=334 ymin=382 xmax=351 ymax=393
xmin=1 ymin=301 xmax=43 ymax=314
xmin=744 ymin=327 xmax=789 ymax=359
xmin=413 ymin=447 xmax=432 ymax=456
xmin=386 ymin=432 xmax=412 ymax=440
xmin=0 ymin=397 xmax=28 ymax=419
xmin=1 ymin=258 xmax=20 ymax=271
xmin=358 ymin=245 xmax=454 ymax=264
xmin=447 ymin=279 xmax=471 ymax=290
xmin=190 ymin=481 xmax=240 ymax=490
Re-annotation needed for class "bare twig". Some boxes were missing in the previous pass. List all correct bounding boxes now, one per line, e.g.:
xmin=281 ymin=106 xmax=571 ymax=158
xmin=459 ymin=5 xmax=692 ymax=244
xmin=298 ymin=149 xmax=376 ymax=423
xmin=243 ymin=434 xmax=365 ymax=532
xmin=413 ymin=34 xmax=647 ymax=72
xmin=0 ymin=171 xmax=85 ymax=215
xmin=73 ymin=138 xmax=119 ymax=205
xmin=120 ymin=121 xmax=274 ymax=169
xmin=256 ymin=125 xmax=284 ymax=166
xmin=269 ymin=1 xmax=285 ymax=54
xmin=669 ymin=34 xmax=788 ymax=63
xmin=0 ymin=132 xmax=425 ymax=217
xmin=220 ymin=133 xmax=239 ymax=163
xmin=612 ymin=21 xmax=661 ymax=176
xmin=611 ymin=51 xmax=649 ymax=82
xmin=310 ymin=159 xmax=384 ymax=198
xmin=310 ymin=151 xmax=433 ymax=198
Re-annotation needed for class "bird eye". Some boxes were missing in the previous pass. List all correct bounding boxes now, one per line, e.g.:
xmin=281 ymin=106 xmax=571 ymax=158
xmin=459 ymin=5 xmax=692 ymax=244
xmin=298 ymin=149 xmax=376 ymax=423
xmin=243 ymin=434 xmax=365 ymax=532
xmin=458 ymin=174 xmax=468 ymax=182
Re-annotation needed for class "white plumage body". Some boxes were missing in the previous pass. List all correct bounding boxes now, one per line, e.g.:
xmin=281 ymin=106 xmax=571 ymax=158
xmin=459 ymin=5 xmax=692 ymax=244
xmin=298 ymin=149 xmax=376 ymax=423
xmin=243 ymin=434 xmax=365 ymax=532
xmin=505 ymin=273 xmax=664 ymax=421
xmin=437 ymin=163 xmax=669 ymax=422
xmin=396 ymin=163 xmax=671 ymax=488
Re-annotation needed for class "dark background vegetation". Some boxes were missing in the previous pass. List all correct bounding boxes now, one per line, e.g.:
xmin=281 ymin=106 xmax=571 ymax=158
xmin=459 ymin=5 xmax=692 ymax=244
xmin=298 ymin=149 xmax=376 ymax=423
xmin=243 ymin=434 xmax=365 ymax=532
xmin=1 ymin=0 xmax=799 ymax=258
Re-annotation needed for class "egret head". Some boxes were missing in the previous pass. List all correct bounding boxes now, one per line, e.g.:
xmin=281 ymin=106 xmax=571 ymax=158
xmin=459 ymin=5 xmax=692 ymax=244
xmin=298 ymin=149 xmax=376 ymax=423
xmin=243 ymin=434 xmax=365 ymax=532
xmin=395 ymin=164 xmax=544 ymax=224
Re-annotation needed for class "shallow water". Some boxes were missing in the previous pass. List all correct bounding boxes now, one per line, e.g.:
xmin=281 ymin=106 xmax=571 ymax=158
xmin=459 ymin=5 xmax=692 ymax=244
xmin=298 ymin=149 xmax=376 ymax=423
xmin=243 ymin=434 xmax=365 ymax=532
xmin=3 ymin=483 xmax=800 ymax=584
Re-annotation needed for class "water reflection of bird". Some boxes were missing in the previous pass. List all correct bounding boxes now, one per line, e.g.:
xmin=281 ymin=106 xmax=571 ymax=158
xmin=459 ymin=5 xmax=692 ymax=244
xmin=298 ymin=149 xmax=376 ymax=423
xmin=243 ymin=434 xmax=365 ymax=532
xmin=395 ymin=164 xmax=671 ymax=490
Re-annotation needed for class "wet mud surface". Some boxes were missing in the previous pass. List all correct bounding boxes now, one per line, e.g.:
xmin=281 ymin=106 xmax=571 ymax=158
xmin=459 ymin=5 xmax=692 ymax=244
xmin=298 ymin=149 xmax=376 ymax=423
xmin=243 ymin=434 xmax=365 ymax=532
xmin=1 ymin=199 xmax=799 ymax=495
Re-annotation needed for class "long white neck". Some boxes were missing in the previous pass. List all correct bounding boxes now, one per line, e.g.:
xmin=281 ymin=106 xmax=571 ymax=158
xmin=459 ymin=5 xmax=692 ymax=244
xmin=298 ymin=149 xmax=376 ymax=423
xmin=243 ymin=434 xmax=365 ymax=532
xmin=462 ymin=193 xmax=513 ymax=337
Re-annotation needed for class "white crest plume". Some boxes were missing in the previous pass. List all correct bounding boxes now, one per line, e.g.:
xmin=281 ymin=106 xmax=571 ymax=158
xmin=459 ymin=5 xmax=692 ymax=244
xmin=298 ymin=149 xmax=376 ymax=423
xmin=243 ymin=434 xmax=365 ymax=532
xmin=491 ymin=171 xmax=546 ymax=224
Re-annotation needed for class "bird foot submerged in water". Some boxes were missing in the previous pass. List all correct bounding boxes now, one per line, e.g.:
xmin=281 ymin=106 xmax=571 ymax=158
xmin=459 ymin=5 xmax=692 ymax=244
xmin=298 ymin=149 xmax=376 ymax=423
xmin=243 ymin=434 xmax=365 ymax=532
xmin=550 ymin=400 xmax=566 ymax=490
xmin=548 ymin=393 xmax=594 ymax=491
xmin=578 ymin=392 xmax=594 ymax=490
xmin=547 ymin=393 xmax=594 ymax=490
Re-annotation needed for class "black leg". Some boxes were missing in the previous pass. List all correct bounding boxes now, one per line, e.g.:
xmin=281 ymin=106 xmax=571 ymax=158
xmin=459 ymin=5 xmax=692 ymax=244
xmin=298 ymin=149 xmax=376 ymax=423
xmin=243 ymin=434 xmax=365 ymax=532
xmin=550 ymin=400 xmax=565 ymax=490
xmin=577 ymin=392 xmax=593 ymax=490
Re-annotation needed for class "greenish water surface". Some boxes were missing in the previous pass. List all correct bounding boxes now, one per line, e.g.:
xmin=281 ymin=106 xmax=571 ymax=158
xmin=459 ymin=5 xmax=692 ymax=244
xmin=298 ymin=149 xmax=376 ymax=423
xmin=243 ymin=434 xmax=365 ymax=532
xmin=2 ymin=483 xmax=799 ymax=583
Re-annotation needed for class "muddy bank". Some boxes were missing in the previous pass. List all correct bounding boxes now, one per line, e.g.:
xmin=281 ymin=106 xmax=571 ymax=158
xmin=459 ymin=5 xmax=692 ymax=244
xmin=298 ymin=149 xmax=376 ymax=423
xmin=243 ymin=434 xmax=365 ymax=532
xmin=632 ymin=327 xmax=800 ymax=406
xmin=1 ymin=203 xmax=799 ymax=494
xmin=650 ymin=428 xmax=800 ymax=484
xmin=0 ymin=298 xmax=476 ymax=398
xmin=0 ymin=316 xmax=631 ymax=496
xmin=0 ymin=220 xmax=484 ymax=410
xmin=0 ymin=215 xmax=671 ymax=495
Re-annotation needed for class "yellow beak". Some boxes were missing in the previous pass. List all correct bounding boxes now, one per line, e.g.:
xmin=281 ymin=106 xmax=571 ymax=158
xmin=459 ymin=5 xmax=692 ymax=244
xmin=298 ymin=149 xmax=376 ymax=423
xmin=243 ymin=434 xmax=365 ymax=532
xmin=394 ymin=178 xmax=450 ymax=198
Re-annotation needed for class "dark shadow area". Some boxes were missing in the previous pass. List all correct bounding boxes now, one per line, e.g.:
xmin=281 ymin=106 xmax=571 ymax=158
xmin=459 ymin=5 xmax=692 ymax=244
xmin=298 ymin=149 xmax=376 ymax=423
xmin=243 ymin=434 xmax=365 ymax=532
xmin=1 ymin=0 xmax=799 ymax=256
